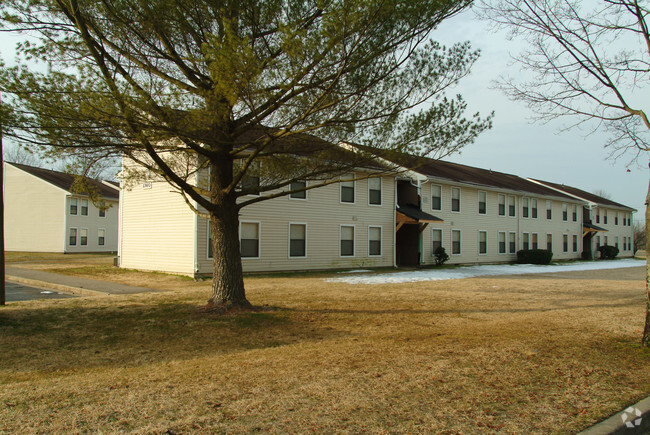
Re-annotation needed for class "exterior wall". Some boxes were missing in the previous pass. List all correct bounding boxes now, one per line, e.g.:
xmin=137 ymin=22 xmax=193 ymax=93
xmin=419 ymin=181 xmax=584 ymax=265
xmin=4 ymin=163 xmax=66 ymax=252
xmin=588 ymin=206 xmax=635 ymax=258
xmin=195 ymin=174 xmax=396 ymax=273
xmin=119 ymin=178 xmax=197 ymax=275
xmin=64 ymin=196 xmax=119 ymax=253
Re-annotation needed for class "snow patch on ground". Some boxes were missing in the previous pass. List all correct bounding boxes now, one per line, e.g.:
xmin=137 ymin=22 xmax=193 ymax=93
xmin=326 ymin=259 xmax=643 ymax=285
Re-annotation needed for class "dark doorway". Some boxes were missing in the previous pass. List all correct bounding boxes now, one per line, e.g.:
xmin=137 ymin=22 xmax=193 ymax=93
xmin=396 ymin=224 xmax=420 ymax=267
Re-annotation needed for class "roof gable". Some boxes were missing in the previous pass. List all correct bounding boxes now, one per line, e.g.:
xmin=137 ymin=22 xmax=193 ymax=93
xmin=7 ymin=162 xmax=119 ymax=200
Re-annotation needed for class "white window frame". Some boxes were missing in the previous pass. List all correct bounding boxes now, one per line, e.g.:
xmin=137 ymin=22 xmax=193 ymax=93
xmin=368 ymin=178 xmax=382 ymax=206
xmin=240 ymin=220 xmax=261 ymax=259
xmin=498 ymin=231 xmax=506 ymax=254
xmin=522 ymin=197 xmax=529 ymax=218
xmin=572 ymin=234 xmax=578 ymax=252
xmin=431 ymin=228 xmax=443 ymax=255
xmin=522 ymin=232 xmax=530 ymax=251
xmin=531 ymin=198 xmax=538 ymax=219
xmin=69 ymin=227 xmax=78 ymax=246
xmin=98 ymin=228 xmax=106 ymax=246
xmin=340 ymin=224 xmax=355 ymax=257
xmin=451 ymin=229 xmax=461 ymax=255
xmin=340 ymin=174 xmax=355 ymax=204
xmin=508 ymin=231 xmax=517 ymax=254
xmin=288 ymin=222 xmax=307 ymax=258
xmin=498 ymin=194 xmax=506 ymax=216
xmin=546 ymin=200 xmax=553 ymax=220
xmin=368 ymin=225 xmax=382 ymax=257
xmin=562 ymin=203 xmax=568 ymax=221
xmin=563 ymin=234 xmax=569 ymax=253
xmin=478 ymin=190 xmax=487 ymax=215
xmin=289 ymin=180 xmax=308 ymax=200
xmin=532 ymin=233 xmax=539 ymax=250
xmin=572 ymin=204 xmax=577 ymax=222
xmin=70 ymin=197 xmax=78 ymax=215
xmin=451 ymin=187 xmax=461 ymax=213
xmin=478 ymin=230 xmax=488 ymax=255
xmin=80 ymin=199 xmax=89 ymax=216
xmin=431 ymin=184 xmax=442 ymax=211
xmin=547 ymin=233 xmax=553 ymax=252
xmin=80 ymin=228 xmax=88 ymax=246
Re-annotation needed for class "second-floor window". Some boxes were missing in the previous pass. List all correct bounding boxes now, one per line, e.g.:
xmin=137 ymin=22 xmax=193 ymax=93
xmin=572 ymin=205 xmax=577 ymax=222
xmin=562 ymin=203 xmax=568 ymax=221
xmin=451 ymin=187 xmax=461 ymax=212
xmin=522 ymin=198 xmax=529 ymax=218
xmin=70 ymin=198 xmax=78 ymax=215
xmin=478 ymin=191 xmax=487 ymax=215
xmin=340 ymin=175 xmax=355 ymax=203
xmin=531 ymin=199 xmax=538 ymax=218
xmin=81 ymin=199 xmax=88 ymax=216
xmin=368 ymin=178 xmax=381 ymax=205
xmin=498 ymin=194 xmax=506 ymax=216
xmin=290 ymin=181 xmax=307 ymax=199
xmin=546 ymin=200 xmax=552 ymax=220
xmin=431 ymin=185 xmax=441 ymax=211
xmin=508 ymin=196 xmax=516 ymax=217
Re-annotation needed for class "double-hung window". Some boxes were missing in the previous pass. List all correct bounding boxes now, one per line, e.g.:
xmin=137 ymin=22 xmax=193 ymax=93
xmin=478 ymin=191 xmax=487 ymax=215
xmin=532 ymin=233 xmax=538 ymax=249
xmin=531 ymin=199 xmax=538 ymax=218
xmin=522 ymin=233 xmax=530 ymax=250
xmin=522 ymin=198 xmax=529 ymax=218
xmin=431 ymin=185 xmax=442 ymax=211
xmin=508 ymin=232 xmax=516 ymax=254
xmin=240 ymin=222 xmax=260 ymax=258
xmin=572 ymin=205 xmax=577 ymax=222
xmin=546 ymin=200 xmax=552 ymax=220
xmin=69 ymin=228 xmax=77 ymax=246
xmin=562 ymin=203 xmax=568 ymax=221
xmin=498 ymin=232 xmax=506 ymax=254
xmin=572 ymin=235 xmax=578 ymax=252
xmin=432 ymin=229 xmax=442 ymax=253
xmin=70 ymin=198 xmax=78 ymax=215
xmin=451 ymin=188 xmax=461 ymax=213
xmin=289 ymin=223 xmax=306 ymax=257
xmin=98 ymin=229 xmax=105 ymax=246
xmin=563 ymin=234 xmax=569 ymax=252
xmin=80 ymin=228 xmax=88 ymax=246
xmin=340 ymin=225 xmax=355 ymax=256
xmin=498 ymin=194 xmax=506 ymax=216
xmin=368 ymin=178 xmax=381 ymax=205
xmin=479 ymin=231 xmax=487 ymax=255
xmin=81 ymin=199 xmax=88 ymax=216
xmin=547 ymin=234 xmax=553 ymax=251
xmin=451 ymin=229 xmax=461 ymax=255
xmin=368 ymin=226 xmax=382 ymax=256
xmin=340 ymin=175 xmax=355 ymax=203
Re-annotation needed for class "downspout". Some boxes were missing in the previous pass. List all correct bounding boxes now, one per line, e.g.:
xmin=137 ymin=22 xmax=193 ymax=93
xmin=393 ymin=176 xmax=397 ymax=268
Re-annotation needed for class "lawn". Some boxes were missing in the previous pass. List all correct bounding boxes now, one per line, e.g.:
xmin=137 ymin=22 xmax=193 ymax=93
xmin=1 ymin=264 xmax=649 ymax=433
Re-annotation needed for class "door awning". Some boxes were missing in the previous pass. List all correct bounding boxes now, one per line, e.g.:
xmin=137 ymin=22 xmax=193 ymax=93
xmin=396 ymin=204 xmax=443 ymax=232
xmin=583 ymin=222 xmax=608 ymax=237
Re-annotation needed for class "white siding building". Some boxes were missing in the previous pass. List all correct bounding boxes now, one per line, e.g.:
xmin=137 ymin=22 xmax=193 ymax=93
xmin=4 ymin=162 xmax=119 ymax=253
xmin=118 ymin=148 xmax=636 ymax=276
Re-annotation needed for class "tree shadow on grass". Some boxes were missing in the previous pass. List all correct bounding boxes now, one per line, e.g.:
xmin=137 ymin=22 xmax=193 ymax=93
xmin=0 ymin=300 xmax=343 ymax=378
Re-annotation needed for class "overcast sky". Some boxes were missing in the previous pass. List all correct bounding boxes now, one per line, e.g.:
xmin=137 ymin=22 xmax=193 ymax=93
xmin=434 ymin=8 xmax=647 ymax=222
xmin=1 ymin=7 xmax=646 ymax=221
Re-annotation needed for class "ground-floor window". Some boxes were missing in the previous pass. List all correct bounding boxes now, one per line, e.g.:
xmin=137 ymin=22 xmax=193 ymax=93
xmin=522 ymin=233 xmax=529 ymax=250
xmin=451 ymin=229 xmax=461 ymax=255
xmin=241 ymin=222 xmax=260 ymax=258
xmin=289 ymin=223 xmax=307 ymax=257
xmin=98 ymin=229 xmax=105 ymax=246
xmin=478 ymin=230 xmax=487 ymax=255
xmin=508 ymin=232 xmax=516 ymax=254
xmin=563 ymin=234 xmax=568 ymax=253
xmin=532 ymin=233 xmax=538 ymax=249
xmin=341 ymin=225 xmax=355 ymax=257
xmin=572 ymin=234 xmax=578 ymax=252
xmin=69 ymin=228 xmax=77 ymax=246
xmin=432 ymin=229 xmax=442 ymax=253
xmin=80 ymin=228 xmax=88 ymax=246
xmin=368 ymin=226 xmax=382 ymax=256
xmin=546 ymin=234 xmax=552 ymax=252
xmin=498 ymin=231 xmax=506 ymax=254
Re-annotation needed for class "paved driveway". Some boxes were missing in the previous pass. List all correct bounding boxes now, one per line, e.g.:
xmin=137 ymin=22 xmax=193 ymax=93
xmin=4 ymin=281 xmax=75 ymax=302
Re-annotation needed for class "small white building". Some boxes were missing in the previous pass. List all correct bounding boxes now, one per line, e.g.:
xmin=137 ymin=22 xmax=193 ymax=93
xmin=4 ymin=162 xmax=119 ymax=253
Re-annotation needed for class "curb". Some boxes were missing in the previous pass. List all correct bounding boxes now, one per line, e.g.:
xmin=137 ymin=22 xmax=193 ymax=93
xmin=6 ymin=275 xmax=109 ymax=297
xmin=579 ymin=396 xmax=650 ymax=434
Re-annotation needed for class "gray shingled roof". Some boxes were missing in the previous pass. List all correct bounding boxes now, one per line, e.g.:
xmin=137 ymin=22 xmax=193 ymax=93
xmin=8 ymin=162 xmax=119 ymax=199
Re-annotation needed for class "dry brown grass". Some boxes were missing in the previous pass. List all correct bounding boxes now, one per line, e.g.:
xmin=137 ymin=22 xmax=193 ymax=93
xmin=1 ymin=263 xmax=649 ymax=434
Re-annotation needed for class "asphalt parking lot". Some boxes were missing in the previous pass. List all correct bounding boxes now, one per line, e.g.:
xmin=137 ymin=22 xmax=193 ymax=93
xmin=4 ymin=281 xmax=75 ymax=302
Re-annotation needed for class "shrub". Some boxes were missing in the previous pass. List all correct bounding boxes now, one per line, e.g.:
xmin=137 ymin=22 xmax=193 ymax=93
xmin=516 ymin=249 xmax=553 ymax=265
xmin=434 ymin=246 xmax=449 ymax=266
xmin=597 ymin=245 xmax=619 ymax=260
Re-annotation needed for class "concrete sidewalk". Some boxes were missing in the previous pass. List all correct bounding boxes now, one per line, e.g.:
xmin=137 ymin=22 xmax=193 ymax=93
xmin=6 ymin=265 xmax=160 ymax=296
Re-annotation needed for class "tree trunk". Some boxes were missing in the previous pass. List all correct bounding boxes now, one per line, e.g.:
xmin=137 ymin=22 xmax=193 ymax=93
xmin=207 ymin=195 xmax=251 ymax=310
xmin=641 ymin=167 xmax=650 ymax=347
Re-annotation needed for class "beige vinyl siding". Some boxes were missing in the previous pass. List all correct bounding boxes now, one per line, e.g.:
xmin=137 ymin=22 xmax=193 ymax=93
xmin=196 ymin=174 xmax=396 ymax=273
xmin=420 ymin=182 xmax=584 ymax=264
xmin=589 ymin=206 xmax=635 ymax=258
xmin=119 ymin=179 xmax=196 ymax=275
xmin=4 ymin=163 xmax=67 ymax=252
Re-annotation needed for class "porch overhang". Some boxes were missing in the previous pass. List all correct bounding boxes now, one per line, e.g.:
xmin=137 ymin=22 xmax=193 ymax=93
xmin=583 ymin=222 xmax=608 ymax=237
xmin=396 ymin=204 xmax=443 ymax=233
